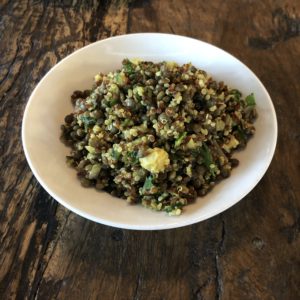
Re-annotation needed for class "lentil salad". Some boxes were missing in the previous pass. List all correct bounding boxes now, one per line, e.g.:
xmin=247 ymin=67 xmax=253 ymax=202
xmin=60 ymin=59 xmax=257 ymax=215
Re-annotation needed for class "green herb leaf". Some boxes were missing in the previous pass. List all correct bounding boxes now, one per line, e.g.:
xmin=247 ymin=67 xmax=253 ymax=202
xmin=115 ymin=73 xmax=122 ymax=84
xmin=199 ymin=143 xmax=216 ymax=177
xmin=127 ymin=151 xmax=139 ymax=164
xmin=175 ymin=132 xmax=187 ymax=148
xmin=200 ymin=143 xmax=213 ymax=168
xmin=123 ymin=61 xmax=135 ymax=74
xmin=143 ymin=176 xmax=153 ymax=190
xmin=112 ymin=149 xmax=120 ymax=160
xmin=231 ymin=89 xmax=242 ymax=100
xmin=237 ymin=126 xmax=247 ymax=142
xmin=164 ymin=205 xmax=173 ymax=213
xmin=245 ymin=93 xmax=256 ymax=106
xmin=109 ymin=99 xmax=119 ymax=107
xmin=122 ymin=119 xmax=132 ymax=127
xmin=80 ymin=115 xmax=96 ymax=129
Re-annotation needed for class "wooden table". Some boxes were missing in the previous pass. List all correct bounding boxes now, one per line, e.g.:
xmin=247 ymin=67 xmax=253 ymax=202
xmin=1 ymin=1 xmax=299 ymax=299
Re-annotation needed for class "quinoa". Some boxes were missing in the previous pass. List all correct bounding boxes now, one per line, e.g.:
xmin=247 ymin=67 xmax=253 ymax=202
xmin=60 ymin=59 xmax=257 ymax=215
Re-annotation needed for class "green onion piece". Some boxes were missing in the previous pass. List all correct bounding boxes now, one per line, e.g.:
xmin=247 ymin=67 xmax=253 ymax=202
xmin=245 ymin=93 xmax=256 ymax=106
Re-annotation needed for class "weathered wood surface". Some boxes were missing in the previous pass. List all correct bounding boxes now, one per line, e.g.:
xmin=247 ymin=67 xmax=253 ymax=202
xmin=0 ymin=0 xmax=299 ymax=299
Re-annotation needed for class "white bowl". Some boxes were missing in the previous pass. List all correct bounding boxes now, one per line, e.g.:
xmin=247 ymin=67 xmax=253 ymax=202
xmin=22 ymin=33 xmax=277 ymax=230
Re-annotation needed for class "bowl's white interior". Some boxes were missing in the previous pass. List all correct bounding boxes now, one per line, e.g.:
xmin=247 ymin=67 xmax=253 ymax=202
xmin=22 ymin=33 xmax=277 ymax=230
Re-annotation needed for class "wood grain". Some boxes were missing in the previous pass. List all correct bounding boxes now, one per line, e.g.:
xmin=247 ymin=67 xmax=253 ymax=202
xmin=0 ymin=0 xmax=299 ymax=299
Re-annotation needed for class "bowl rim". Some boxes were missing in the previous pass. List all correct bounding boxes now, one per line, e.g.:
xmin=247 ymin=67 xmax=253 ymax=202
xmin=22 ymin=32 xmax=278 ymax=230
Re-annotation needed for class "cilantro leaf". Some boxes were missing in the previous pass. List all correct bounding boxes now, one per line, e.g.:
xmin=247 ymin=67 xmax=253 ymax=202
xmin=79 ymin=115 xmax=96 ymax=130
xmin=199 ymin=143 xmax=216 ymax=177
xmin=143 ymin=176 xmax=153 ymax=190
xmin=231 ymin=89 xmax=242 ymax=101
xmin=199 ymin=143 xmax=213 ymax=169
xmin=123 ymin=60 xmax=135 ymax=74
xmin=127 ymin=151 xmax=139 ymax=164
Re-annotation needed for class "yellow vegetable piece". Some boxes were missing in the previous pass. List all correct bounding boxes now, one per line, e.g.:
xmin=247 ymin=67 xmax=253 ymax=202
xmin=139 ymin=148 xmax=170 ymax=173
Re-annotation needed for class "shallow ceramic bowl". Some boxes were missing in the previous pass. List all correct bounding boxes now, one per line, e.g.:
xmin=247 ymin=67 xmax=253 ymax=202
xmin=22 ymin=33 xmax=277 ymax=230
